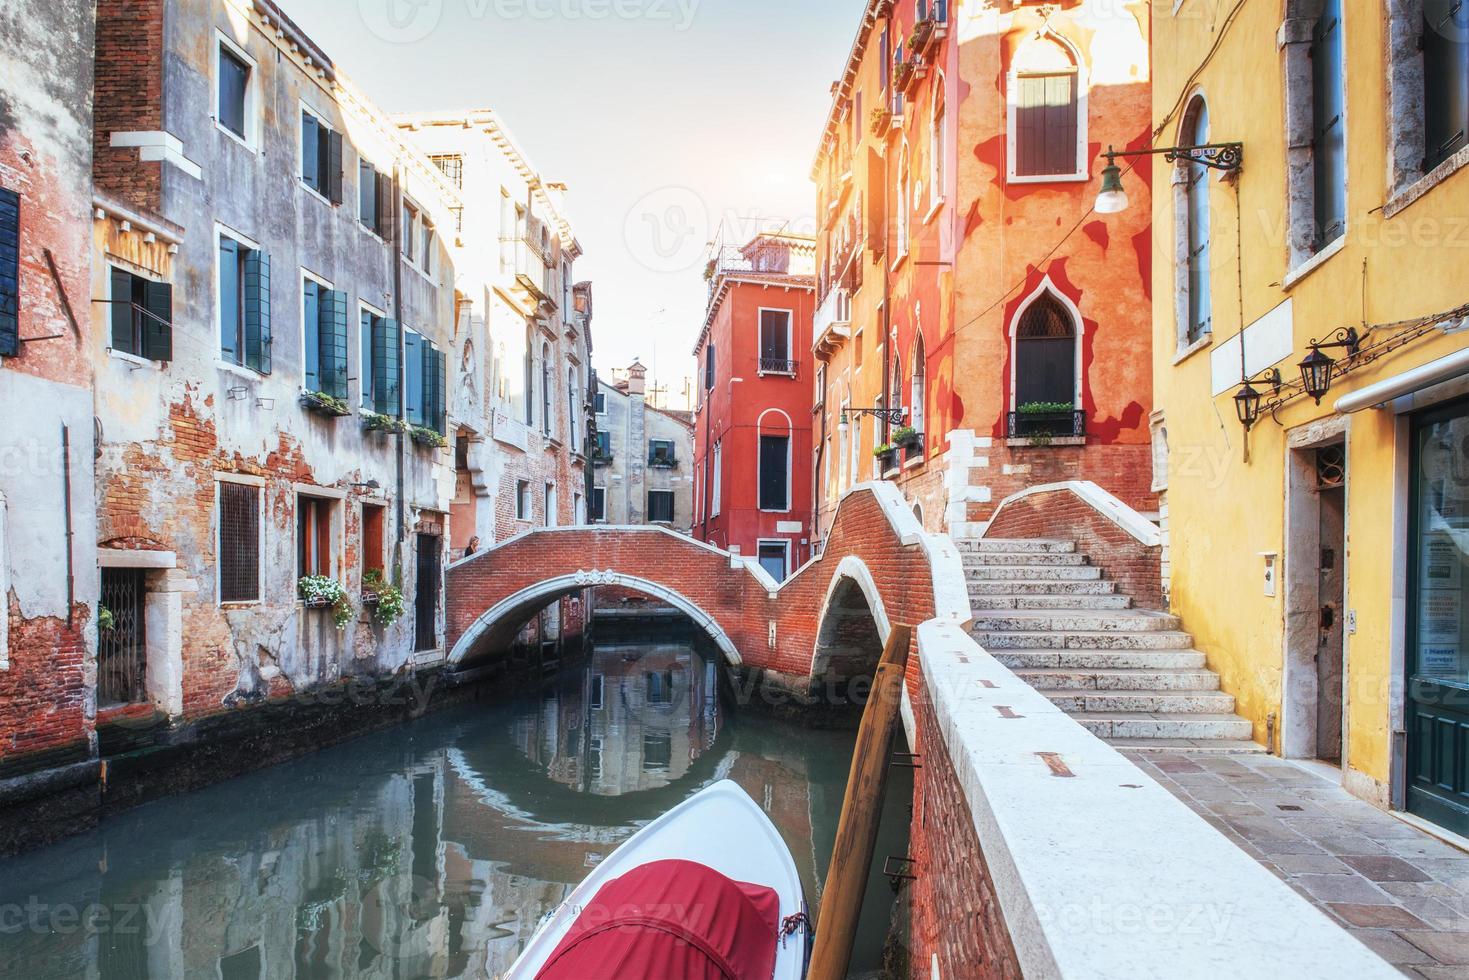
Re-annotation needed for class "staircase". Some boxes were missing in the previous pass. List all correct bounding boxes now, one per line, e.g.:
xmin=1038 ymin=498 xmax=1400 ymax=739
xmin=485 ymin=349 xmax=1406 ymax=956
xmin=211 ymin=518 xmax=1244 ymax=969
xmin=960 ymin=538 xmax=1262 ymax=753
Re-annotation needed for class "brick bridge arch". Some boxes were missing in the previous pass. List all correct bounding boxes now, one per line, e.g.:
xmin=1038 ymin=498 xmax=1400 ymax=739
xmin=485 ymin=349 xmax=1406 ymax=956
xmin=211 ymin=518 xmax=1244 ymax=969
xmin=444 ymin=484 xmax=972 ymax=692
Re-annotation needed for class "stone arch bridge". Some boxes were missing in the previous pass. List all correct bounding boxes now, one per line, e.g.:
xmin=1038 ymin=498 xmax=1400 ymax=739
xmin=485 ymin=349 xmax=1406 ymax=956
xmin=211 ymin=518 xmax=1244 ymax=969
xmin=445 ymin=484 xmax=972 ymax=697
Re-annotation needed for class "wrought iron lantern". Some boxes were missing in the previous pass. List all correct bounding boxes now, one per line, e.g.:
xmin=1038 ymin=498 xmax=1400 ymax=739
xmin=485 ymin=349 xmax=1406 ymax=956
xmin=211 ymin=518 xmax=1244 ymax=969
xmin=1298 ymin=328 xmax=1360 ymax=405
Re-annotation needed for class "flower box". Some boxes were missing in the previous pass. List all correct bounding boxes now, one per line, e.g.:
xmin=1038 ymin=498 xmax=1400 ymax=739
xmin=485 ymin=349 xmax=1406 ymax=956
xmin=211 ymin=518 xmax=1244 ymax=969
xmin=870 ymin=106 xmax=893 ymax=137
xmin=410 ymin=426 xmax=448 ymax=449
xmin=362 ymin=412 xmax=411 ymax=436
xmin=301 ymin=390 xmax=351 ymax=418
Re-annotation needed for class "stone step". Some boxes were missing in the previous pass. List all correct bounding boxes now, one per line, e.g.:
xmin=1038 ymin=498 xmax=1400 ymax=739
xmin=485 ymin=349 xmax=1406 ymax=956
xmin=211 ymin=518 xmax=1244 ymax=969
xmin=963 ymin=552 xmax=1089 ymax=567
xmin=971 ymin=610 xmax=1182 ymax=633
xmin=973 ymin=594 xmax=1132 ymax=611
xmin=1042 ymin=690 xmax=1237 ymax=714
xmin=973 ymin=629 xmax=1195 ymax=650
xmin=1013 ymin=667 xmax=1221 ymax=691
xmin=995 ymin=649 xmax=1208 ymax=670
xmin=1073 ymin=712 xmax=1255 ymax=741
xmin=968 ymin=579 xmax=1118 ymax=596
xmin=954 ymin=538 xmax=1076 ymax=554
xmin=967 ymin=564 xmax=1103 ymax=582
xmin=1112 ymin=738 xmax=1266 ymax=755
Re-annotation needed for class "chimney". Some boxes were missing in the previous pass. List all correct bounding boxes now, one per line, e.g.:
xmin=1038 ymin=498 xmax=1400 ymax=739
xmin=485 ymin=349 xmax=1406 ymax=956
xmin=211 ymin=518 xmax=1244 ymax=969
xmin=626 ymin=359 xmax=648 ymax=396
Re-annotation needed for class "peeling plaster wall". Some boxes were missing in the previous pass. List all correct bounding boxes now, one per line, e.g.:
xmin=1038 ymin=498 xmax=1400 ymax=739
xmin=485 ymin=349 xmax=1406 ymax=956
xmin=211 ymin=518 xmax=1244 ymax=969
xmin=595 ymin=379 xmax=695 ymax=530
xmin=0 ymin=0 xmax=99 ymax=772
xmin=90 ymin=0 xmax=464 ymax=719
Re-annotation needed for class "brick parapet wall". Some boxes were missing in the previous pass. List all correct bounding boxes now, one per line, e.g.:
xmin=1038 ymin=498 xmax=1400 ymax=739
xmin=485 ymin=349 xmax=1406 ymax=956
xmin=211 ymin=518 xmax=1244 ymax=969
xmin=968 ymin=443 xmax=1157 ymax=523
xmin=986 ymin=487 xmax=1164 ymax=610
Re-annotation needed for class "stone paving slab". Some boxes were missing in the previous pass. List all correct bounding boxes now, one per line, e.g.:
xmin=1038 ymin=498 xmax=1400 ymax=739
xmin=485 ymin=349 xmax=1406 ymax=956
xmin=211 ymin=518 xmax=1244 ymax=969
xmin=1126 ymin=751 xmax=1469 ymax=977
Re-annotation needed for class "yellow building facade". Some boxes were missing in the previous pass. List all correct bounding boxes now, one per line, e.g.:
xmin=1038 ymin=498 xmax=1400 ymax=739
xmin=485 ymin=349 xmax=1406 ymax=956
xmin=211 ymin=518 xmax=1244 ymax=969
xmin=1149 ymin=0 xmax=1469 ymax=832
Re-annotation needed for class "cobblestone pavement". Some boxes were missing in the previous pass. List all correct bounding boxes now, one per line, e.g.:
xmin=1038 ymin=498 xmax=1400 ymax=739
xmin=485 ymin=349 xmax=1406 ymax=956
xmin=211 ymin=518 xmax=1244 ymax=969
xmin=1126 ymin=751 xmax=1469 ymax=978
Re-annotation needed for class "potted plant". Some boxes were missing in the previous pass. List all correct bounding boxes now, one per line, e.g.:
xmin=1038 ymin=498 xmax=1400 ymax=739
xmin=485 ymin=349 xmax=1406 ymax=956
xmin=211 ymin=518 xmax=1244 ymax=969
xmin=873 ymin=442 xmax=898 ymax=473
xmin=410 ymin=425 xmax=448 ymax=449
xmin=908 ymin=18 xmax=936 ymax=55
xmin=362 ymin=569 xmax=406 ymax=628
xmin=892 ymin=60 xmax=916 ymax=92
xmin=870 ymin=105 xmax=893 ymax=137
xmin=301 ymin=390 xmax=351 ymax=418
xmin=362 ymin=411 xmax=411 ymax=436
xmin=298 ymin=575 xmax=355 ymax=630
xmin=1015 ymin=401 xmax=1077 ymax=447
xmin=97 ymin=604 xmax=116 ymax=633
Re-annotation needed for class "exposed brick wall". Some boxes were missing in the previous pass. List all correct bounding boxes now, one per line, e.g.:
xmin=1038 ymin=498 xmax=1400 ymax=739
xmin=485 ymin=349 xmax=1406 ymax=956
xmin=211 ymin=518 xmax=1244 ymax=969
xmin=971 ymin=443 xmax=1157 ymax=522
xmin=93 ymin=0 xmax=164 ymax=213
xmin=987 ymin=487 xmax=1164 ymax=610
xmin=0 ymin=600 xmax=92 ymax=778
xmin=907 ymin=673 xmax=1024 ymax=980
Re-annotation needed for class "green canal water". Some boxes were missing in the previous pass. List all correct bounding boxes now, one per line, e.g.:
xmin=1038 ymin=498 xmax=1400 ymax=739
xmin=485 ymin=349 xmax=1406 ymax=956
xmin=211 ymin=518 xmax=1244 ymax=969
xmin=0 ymin=625 xmax=911 ymax=978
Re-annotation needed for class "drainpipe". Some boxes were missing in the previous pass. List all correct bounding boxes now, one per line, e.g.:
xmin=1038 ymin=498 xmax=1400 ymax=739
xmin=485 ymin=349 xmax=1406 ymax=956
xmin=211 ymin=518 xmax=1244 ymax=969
xmin=61 ymin=424 xmax=74 ymax=626
xmin=392 ymin=165 xmax=407 ymax=564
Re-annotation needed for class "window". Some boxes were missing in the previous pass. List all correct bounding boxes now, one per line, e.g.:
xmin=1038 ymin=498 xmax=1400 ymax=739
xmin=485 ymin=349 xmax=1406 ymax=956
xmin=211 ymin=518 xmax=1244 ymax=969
xmin=544 ymin=484 xmax=557 ymax=527
xmin=1181 ymin=97 xmax=1213 ymax=344
xmin=109 ymin=266 xmax=173 ymax=361
xmin=216 ymin=40 xmax=252 ymax=143
xmin=1310 ymin=0 xmax=1346 ymax=247
xmin=595 ymin=391 xmax=607 ymax=415
xmin=758 ymin=540 xmax=790 ymax=583
xmin=648 ymin=439 xmax=677 ymax=466
xmin=711 ymin=440 xmax=723 ymax=516
xmin=360 ymin=307 xmax=400 ymax=413
xmin=218 ymin=481 xmax=261 ymax=603
xmin=296 ymin=494 xmax=335 ymax=579
xmin=405 ymin=328 xmax=423 ymax=425
xmin=524 ymin=329 xmax=535 ymax=426
xmin=300 ymin=107 xmax=343 ymax=204
xmin=516 ymin=480 xmax=531 ymax=520
xmin=646 ymin=669 xmax=674 ymax=704
xmin=931 ymin=84 xmax=947 ymax=205
xmin=359 ymin=161 xmax=394 ymax=239
xmin=541 ymin=344 xmax=553 ymax=436
xmin=759 ymin=309 xmax=794 ymax=374
xmin=361 ymin=502 xmax=385 ymax=579
xmin=429 ymin=153 xmax=463 ymax=188
xmin=596 ymin=429 xmax=612 ymax=458
xmin=402 ymin=201 xmax=419 ymax=264
xmin=704 ymin=343 xmax=716 ymax=390
xmin=592 ymin=486 xmax=607 ymax=522
xmin=1425 ymin=0 xmax=1469 ymax=170
xmin=97 ymin=568 xmax=146 ymax=706
xmin=403 ymin=329 xmax=447 ymax=433
xmin=568 ymin=369 xmax=580 ymax=451
xmin=648 ymin=489 xmax=675 ymax=524
xmin=643 ymin=732 xmax=673 ymax=771
xmin=302 ymin=275 xmax=348 ymax=398
xmin=895 ymin=143 xmax=910 ymax=256
xmin=218 ymin=231 xmax=270 ymax=372
xmin=1014 ymin=289 xmax=1079 ymax=411
xmin=910 ymin=333 xmax=927 ymax=438
xmin=759 ymin=434 xmax=791 ymax=511
xmin=1009 ymin=34 xmax=1083 ymax=180
xmin=420 ymin=218 xmax=435 ymax=276
xmin=0 ymin=188 xmax=18 ymax=358
xmin=590 ymin=675 xmax=604 ymax=709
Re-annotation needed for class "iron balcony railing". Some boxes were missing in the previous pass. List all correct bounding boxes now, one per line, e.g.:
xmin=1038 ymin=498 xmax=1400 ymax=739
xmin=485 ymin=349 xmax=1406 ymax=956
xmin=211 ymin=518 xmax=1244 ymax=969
xmin=759 ymin=357 xmax=797 ymax=376
xmin=1007 ymin=410 xmax=1087 ymax=440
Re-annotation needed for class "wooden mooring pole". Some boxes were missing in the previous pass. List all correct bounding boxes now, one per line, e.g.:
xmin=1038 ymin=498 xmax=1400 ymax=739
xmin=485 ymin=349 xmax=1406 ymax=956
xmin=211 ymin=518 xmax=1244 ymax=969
xmin=808 ymin=623 xmax=912 ymax=980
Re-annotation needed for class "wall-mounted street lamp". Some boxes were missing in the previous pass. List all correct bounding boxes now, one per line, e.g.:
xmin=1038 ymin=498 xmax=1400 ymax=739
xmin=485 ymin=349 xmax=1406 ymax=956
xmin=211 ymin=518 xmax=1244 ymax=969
xmin=1298 ymin=327 xmax=1361 ymax=404
xmin=838 ymin=406 xmax=907 ymax=434
xmin=1233 ymin=369 xmax=1282 ymax=431
xmin=1093 ymin=142 xmax=1245 ymax=214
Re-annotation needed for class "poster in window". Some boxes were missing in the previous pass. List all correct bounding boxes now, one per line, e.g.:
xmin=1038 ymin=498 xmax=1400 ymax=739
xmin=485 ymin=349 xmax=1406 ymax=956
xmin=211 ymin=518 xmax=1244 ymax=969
xmin=1419 ymin=589 xmax=1463 ymax=679
xmin=1422 ymin=534 xmax=1462 ymax=590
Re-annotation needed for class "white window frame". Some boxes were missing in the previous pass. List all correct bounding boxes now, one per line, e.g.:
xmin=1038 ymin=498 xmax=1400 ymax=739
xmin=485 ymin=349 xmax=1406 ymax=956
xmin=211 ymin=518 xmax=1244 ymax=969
xmin=1005 ymin=29 xmax=1089 ymax=184
xmin=295 ymin=488 xmax=343 ymax=582
xmin=756 ymin=408 xmax=794 ymax=514
xmin=711 ymin=440 xmax=723 ymax=517
xmin=516 ymin=480 xmax=531 ymax=521
xmin=215 ymin=473 xmax=265 ymax=608
xmin=756 ymin=307 xmax=796 ymax=376
xmin=930 ymin=73 xmax=948 ymax=211
xmin=1007 ymin=275 xmax=1085 ymax=412
xmin=213 ymin=30 xmax=261 ymax=153
xmin=402 ymin=198 xmax=420 ymax=267
xmin=544 ymin=483 xmax=557 ymax=528
xmin=756 ymin=538 xmax=791 ymax=582
xmin=300 ymin=267 xmax=334 ymax=391
xmin=894 ymin=142 xmax=911 ymax=260
xmin=215 ymin=222 xmax=263 ymax=374
xmin=297 ymin=101 xmax=334 ymax=205
xmin=592 ymin=485 xmax=608 ymax=523
xmin=647 ymin=489 xmax=676 ymax=525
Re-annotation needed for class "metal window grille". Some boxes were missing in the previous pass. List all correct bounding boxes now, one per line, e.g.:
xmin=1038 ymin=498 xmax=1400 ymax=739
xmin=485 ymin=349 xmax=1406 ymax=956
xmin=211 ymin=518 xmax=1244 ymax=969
xmin=98 ymin=568 xmax=146 ymax=706
xmin=219 ymin=482 xmax=260 ymax=602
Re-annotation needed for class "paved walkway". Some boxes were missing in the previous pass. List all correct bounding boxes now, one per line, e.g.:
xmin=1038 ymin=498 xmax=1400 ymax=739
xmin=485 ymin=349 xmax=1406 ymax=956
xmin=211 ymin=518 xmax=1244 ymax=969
xmin=1126 ymin=751 xmax=1469 ymax=978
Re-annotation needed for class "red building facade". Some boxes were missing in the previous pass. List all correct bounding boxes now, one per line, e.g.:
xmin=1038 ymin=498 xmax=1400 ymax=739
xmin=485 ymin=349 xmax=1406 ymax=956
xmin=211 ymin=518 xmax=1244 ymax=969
xmin=692 ymin=234 xmax=817 ymax=582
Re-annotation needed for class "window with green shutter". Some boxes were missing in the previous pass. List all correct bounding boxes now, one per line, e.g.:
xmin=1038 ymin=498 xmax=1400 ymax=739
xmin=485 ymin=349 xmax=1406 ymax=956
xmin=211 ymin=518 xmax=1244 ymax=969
xmin=0 ymin=188 xmax=16 ymax=358
xmin=303 ymin=279 xmax=347 ymax=398
xmin=1013 ymin=70 xmax=1079 ymax=178
xmin=220 ymin=234 xmax=270 ymax=372
xmin=301 ymin=111 xmax=343 ymax=204
xmin=244 ymin=248 xmax=271 ymax=374
xmin=110 ymin=266 xmax=173 ymax=361
xmin=371 ymin=316 xmax=401 ymax=416
xmin=404 ymin=330 xmax=423 ymax=426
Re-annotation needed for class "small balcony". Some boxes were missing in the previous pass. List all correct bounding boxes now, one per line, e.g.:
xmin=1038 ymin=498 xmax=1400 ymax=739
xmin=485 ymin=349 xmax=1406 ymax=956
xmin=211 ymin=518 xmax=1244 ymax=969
xmin=501 ymin=235 xmax=554 ymax=308
xmin=1007 ymin=408 xmax=1087 ymax=447
xmin=758 ymin=357 xmax=797 ymax=377
xmin=647 ymin=452 xmax=679 ymax=469
xmin=813 ymin=288 xmax=852 ymax=357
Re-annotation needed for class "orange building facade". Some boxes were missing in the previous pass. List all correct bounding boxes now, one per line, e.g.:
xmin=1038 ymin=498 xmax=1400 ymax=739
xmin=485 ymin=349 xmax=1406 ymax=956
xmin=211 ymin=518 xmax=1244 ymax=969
xmin=812 ymin=0 xmax=1156 ymax=538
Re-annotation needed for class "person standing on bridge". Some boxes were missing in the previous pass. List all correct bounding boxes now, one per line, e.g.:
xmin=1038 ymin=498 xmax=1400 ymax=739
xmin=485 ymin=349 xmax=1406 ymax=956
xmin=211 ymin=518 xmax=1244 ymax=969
xmin=463 ymin=536 xmax=480 ymax=560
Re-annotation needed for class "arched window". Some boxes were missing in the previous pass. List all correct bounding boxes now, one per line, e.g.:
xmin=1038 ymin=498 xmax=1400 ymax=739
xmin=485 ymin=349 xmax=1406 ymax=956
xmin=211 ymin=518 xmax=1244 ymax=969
xmin=1014 ymin=290 xmax=1078 ymax=410
xmin=757 ymin=409 xmax=792 ymax=512
xmin=540 ymin=342 xmax=552 ymax=435
xmin=1181 ymin=96 xmax=1212 ymax=345
xmin=1008 ymin=32 xmax=1085 ymax=181
xmin=522 ymin=328 xmax=535 ymax=426
xmin=931 ymin=77 xmax=947 ymax=206
xmin=895 ymin=142 xmax=910 ymax=257
xmin=891 ymin=351 xmax=905 ymax=425
xmin=910 ymin=332 xmax=927 ymax=438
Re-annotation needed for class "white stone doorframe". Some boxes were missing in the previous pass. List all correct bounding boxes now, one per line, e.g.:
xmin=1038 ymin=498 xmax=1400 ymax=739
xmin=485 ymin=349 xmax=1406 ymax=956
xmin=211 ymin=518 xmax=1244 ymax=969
xmin=1281 ymin=416 xmax=1350 ymax=768
xmin=98 ymin=550 xmax=194 ymax=719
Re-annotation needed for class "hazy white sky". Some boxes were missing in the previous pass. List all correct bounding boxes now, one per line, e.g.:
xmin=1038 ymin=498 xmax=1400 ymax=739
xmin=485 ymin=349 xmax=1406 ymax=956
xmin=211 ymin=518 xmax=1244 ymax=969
xmin=287 ymin=0 xmax=854 ymax=398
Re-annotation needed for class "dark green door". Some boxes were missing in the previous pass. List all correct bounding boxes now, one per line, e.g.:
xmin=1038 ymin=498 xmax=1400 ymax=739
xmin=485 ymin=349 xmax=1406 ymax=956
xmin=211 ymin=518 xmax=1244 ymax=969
xmin=1407 ymin=398 xmax=1469 ymax=834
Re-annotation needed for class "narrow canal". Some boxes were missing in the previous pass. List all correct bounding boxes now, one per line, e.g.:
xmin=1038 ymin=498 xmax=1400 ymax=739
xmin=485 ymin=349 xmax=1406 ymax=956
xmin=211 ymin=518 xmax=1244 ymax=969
xmin=0 ymin=621 xmax=911 ymax=978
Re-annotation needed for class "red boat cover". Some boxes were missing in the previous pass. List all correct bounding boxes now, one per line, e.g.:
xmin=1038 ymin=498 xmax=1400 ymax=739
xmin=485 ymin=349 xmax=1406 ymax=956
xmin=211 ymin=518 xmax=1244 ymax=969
xmin=534 ymin=858 xmax=781 ymax=980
